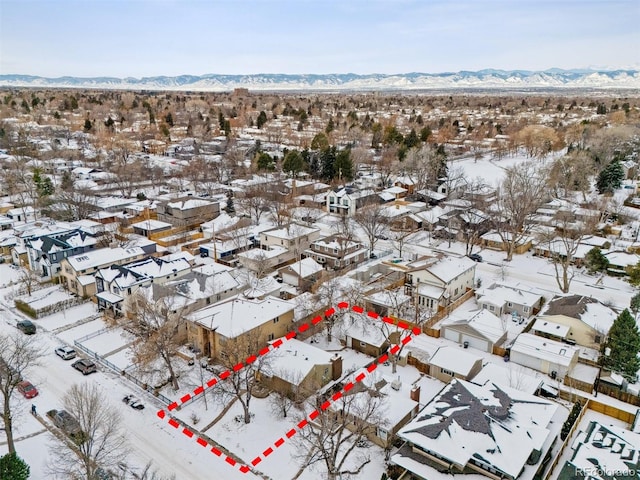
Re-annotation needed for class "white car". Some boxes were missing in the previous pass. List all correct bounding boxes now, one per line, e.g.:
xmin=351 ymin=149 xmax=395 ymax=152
xmin=55 ymin=346 xmax=77 ymax=360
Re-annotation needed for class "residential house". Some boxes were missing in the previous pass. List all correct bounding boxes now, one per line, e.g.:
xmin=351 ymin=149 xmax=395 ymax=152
xmin=480 ymin=231 xmax=533 ymax=254
xmin=25 ymin=228 xmax=98 ymax=280
xmin=535 ymin=295 xmax=617 ymax=349
xmin=60 ymin=247 xmax=146 ymax=298
xmin=342 ymin=313 xmax=390 ymax=357
xmin=392 ymin=379 xmax=560 ymax=480
xmin=405 ymin=255 xmax=476 ymax=312
xmin=471 ymin=363 xmax=544 ymax=395
xmin=130 ymin=219 xmax=173 ymax=237
xmin=157 ymin=197 xmax=220 ymax=227
xmin=6 ymin=206 xmax=36 ymax=223
xmin=279 ymin=257 xmax=323 ymax=289
xmin=475 ymin=283 xmax=543 ymax=318
xmin=94 ymin=256 xmax=192 ymax=316
xmin=427 ymin=346 xmax=483 ymax=382
xmin=509 ymin=333 xmax=579 ymax=380
xmin=558 ymin=421 xmax=640 ymax=480
xmin=186 ymin=296 xmax=295 ymax=359
xmin=364 ymin=289 xmax=412 ymax=318
xmin=260 ymin=339 xmax=342 ymax=397
xmin=394 ymin=176 xmax=416 ymax=195
xmin=440 ymin=309 xmax=507 ymax=353
xmin=304 ymin=235 xmax=369 ymax=270
xmin=326 ymin=186 xmax=378 ymax=216
xmin=260 ymin=224 xmax=320 ymax=258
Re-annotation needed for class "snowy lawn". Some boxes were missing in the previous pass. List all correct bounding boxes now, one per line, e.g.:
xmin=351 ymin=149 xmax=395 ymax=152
xmin=16 ymin=285 xmax=73 ymax=310
xmin=0 ymin=263 xmax=24 ymax=288
xmin=81 ymin=327 xmax=135 ymax=356
xmin=56 ymin=317 xmax=110 ymax=344
xmin=33 ymin=301 xmax=98 ymax=331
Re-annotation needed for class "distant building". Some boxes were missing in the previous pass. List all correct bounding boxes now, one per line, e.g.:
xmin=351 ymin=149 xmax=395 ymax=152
xmin=157 ymin=197 xmax=220 ymax=227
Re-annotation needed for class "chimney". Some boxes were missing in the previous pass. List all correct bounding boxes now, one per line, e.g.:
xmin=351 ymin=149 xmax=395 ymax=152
xmin=410 ymin=385 xmax=421 ymax=403
xmin=331 ymin=354 xmax=342 ymax=381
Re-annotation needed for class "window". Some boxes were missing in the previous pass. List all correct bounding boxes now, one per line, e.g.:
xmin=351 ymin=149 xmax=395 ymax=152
xmin=360 ymin=341 xmax=366 ymax=347
xmin=441 ymin=368 xmax=454 ymax=376
xmin=377 ymin=427 xmax=388 ymax=441
xmin=507 ymin=302 xmax=513 ymax=307
xmin=273 ymin=317 xmax=279 ymax=323
xmin=489 ymin=305 xmax=495 ymax=311
xmin=267 ymin=333 xmax=275 ymax=341
xmin=523 ymin=306 xmax=530 ymax=313
xmin=595 ymin=335 xmax=602 ymax=343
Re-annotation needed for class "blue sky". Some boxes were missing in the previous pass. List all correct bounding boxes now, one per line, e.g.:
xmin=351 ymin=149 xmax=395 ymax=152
xmin=1 ymin=0 xmax=638 ymax=77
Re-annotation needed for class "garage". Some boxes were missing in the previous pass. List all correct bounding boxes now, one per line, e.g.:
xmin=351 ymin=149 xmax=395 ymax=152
xmin=442 ymin=326 xmax=490 ymax=352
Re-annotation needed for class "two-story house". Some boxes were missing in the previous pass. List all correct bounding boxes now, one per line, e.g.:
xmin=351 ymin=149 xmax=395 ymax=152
xmin=304 ymin=235 xmax=369 ymax=270
xmin=405 ymin=255 xmax=476 ymax=312
xmin=60 ymin=247 xmax=146 ymax=298
xmin=186 ymin=296 xmax=295 ymax=359
xmin=157 ymin=197 xmax=220 ymax=227
xmin=25 ymin=229 xmax=98 ymax=280
xmin=95 ymin=256 xmax=192 ymax=317
xmin=326 ymin=186 xmax=379 ymax=216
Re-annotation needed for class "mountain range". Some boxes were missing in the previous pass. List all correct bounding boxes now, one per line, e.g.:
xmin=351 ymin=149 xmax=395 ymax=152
xmin=1 ymin=69 xmax=639 ymax=91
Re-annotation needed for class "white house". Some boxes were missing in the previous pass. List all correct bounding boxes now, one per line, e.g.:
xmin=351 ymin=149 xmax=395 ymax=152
xmin=440 ymin=309 xmax=507 ymax=353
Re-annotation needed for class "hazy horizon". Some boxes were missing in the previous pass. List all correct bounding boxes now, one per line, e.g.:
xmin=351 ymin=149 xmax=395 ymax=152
xmin=1 ymin=0 xmax=638 ymax=78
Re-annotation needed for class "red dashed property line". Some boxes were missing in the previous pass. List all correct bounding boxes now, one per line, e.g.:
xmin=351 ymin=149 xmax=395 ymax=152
xmin=156 ymin=302 xmax=420 ymax=475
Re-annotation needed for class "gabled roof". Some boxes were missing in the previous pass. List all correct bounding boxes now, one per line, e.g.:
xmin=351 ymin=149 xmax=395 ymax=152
xmin=443 ymin=309 xmax=506 ymax=344
xmin=422 ymin=256 xmax=476 ymax=284
xmin=428 ymin=346 xmax=482 ymax=375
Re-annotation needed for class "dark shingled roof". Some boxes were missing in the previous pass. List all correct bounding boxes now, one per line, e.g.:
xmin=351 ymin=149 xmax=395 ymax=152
xmin=543 ymin=295 xmax=597 ymax=319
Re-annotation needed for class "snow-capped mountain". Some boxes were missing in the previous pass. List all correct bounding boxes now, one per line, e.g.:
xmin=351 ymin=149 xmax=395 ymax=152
xmin=1 ymin=69 xmax=638 ymax=91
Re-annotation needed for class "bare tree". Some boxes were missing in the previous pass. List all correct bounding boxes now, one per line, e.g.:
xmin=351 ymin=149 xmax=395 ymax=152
xmin=47 ymin=383 xmax=128 ymax=480
xmin=238 ymin=184 xmax=269 ymax=224
xmin=490 ymin=161 xmax=548 ymax=261
xmin=353 ymin=202 xmax=388 ymax=254
xmin=17 ymin=266 xmax=40 ymax=296
xmin=216 ymin=330 xmax=272 ymax=424
xmin=538 ymin=208 xmax=600 ymax=293
xmin=0 ymin=333 xmax=43 ymax=455
xmin=126 ymin=292 xmax=188 ymax=391
xmin=293 ymin=384 xmax=386 ymax=480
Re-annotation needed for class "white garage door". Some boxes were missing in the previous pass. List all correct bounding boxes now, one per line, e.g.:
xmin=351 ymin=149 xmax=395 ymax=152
xmin=460 ymin=334 xmax=489 ymax=352
xmin=443 ymin=328 xmax=460 ymax=343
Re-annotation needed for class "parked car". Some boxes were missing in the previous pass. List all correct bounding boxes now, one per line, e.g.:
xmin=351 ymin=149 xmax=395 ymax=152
xmin=122 ymin=394 xmax=145 ymax=410
xmin=51 ymin=409 xmax=83 ymax=439
xmin=55 ymin=346 xmax=77 ymax=360
xmin=16 ymin=320 xmax=36 ymax=335
xmin=467 ymin=253 xmax=483 ymax=262
xmin=17 ymin=380 xmax=38 ymax=399
xmin=71 ymin=359 xmax=97 ymax=375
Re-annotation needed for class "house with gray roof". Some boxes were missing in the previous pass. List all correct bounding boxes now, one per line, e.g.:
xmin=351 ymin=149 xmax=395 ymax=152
xmin=392 ymin=379 xmax=560 ymax=480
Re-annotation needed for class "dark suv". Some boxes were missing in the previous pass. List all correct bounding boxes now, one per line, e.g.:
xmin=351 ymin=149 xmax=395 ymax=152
xmin=468 ymin=253 xmax=483 ymax=262
xmin=17 ymin=320 xmax=36 ymax=335
xmin=71 ymin=359 xmax=97 ymax=375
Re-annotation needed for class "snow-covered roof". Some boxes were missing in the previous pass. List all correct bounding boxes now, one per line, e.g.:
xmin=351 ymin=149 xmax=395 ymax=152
xmin=442 ymin=309 xmax=506 ymax=344
xmin=531 ymin=319 xmax=570 ymax=338
xmin=428 ymin=346 xmax=482 ymax=375
xmin=471 ymin=363 xmax=543 ymax=395
xmin=424 ymin=256 xmax=475 ymax=284
xmin=511 ymin=333 xmax=579 ymax=367
xmin=130 ymin=219 xmax=173 ymax=231
xmin=238 ymin=245 xmax=288 ymax=260
xmin=280 ymin=257 xmax=323 ymax=279
xmin=476 ymin=284 xmax=542 ymax=309
xmin=189 ymin=295 xmax=294 ymax=338
xmin=262 ymin=224 xmax=320 ymax=240
xmin=564 ymin=421 xmax=640 ymax=479
xmin=267 ymin=339 xmax=334 ymax=385
xmin=166 ymin=198 xmax=214 ymax=210
xmin=342 ymin=313 xmax=388 ymax=347
xmin=540 ymin=295 xmax=617 ymax=333
xmin=398 ymin=379 xmax=558 ymax=479
xmin=96 ymin=290 xmax=124 ymax=304
xmin=65 ymin=247 xmax=144 ymax=272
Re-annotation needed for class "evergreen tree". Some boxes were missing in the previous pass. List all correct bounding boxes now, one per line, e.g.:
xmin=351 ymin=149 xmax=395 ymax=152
xmin=256 ymin=111 xmax=268 ymax=129
xmin=83 ymin=119 xmax=92 ymax=132
xmin=33 ymin=169 xmax=54 ymax=197
xmin=256 ymin=152 xmax=275 ymax=171
xmin=282 ymin=150 xmax=305 ymax=178
xmin=584 ymin=247 xmax=610 ymax=273
xmin=320 ymin=146 xmax=336 ymax=181
xmin=404 ymin=128 xmax=420 ymax=148
xmin=311 ymin=132 xmax=329 ymax=151
xmin=606 ymin=309 xmax=640 ymax=381
xmin=164 ymin=112 xmax=174 ymax=127
xmin=325 ymin=117 xmax=334 ymax=134
xmin=60 ymin=171 xmax=74 ymax=192
xmin=224 ymin=191 xmax=235 ymax=215
xmin=334 ymin=148 xmax=353 ymax=181
xmin=0 ymin=453 xmax=30 ymax=480
xmin=630 ymin=292 xmax=640 ymax=317
xmin=596 ymin=160 xmax=625 ymax=194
